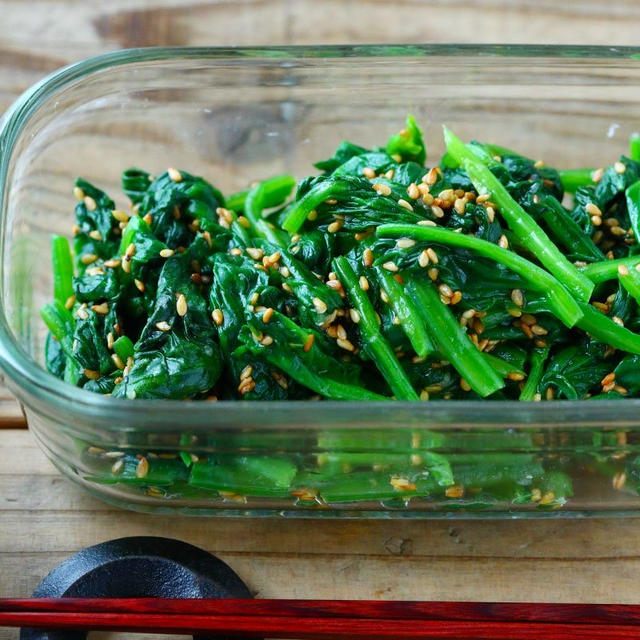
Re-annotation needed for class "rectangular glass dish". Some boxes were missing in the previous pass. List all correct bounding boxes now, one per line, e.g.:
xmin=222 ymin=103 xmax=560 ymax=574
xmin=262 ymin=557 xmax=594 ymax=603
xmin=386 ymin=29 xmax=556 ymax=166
xmin=2 ymin=45 xmax=640 ymax=517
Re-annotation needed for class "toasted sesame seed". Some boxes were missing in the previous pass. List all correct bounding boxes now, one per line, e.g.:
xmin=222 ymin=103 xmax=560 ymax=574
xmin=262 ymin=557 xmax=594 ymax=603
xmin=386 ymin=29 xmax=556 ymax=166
xmin=73 ymin=186 xmax=85 ymax=201
xmin=611 ymin=225 xmax=627 ymax=237
xmin=62 ymin=294 xmax=76 ymax=311
xmin=439 ymin=283 xmax=453 ymax=298
xmin=384 ymin=169 xmax=395 ymax=180
xmin=307 ymin=209 xmax=318 ymax=221
xmin=156 ymin=321 xmax=171 ymax=332
xmin=230 ymin=248 xmax=243 ymax=257
xmin=303 ymin=334 xmax=314 ymax=352
xmin=396 ymin=238 xmax=416 ymax=249
xmin=313 ymin=297 xmax=328 ymax=314
xmin=91 ymin=302 xmax=109 ymax=315
xmin=337 ymin=337 xmax=355 ymax=352
xmin=208 ymin=309 xmax=223 ymax=327
xmin=431 ymin=204 xmax=445 ymax=218
xmin=125 ymin=243 xmax=136 ymax=259
xmin=136 ymin=456 xmax=149 ymax=478
xmin=380 ymin=290 xmax=390 ymax=304
xmin=111 ymin=353 xmax=125 ymax=370
xmin=349 ymin=308 xmax=361 ymax=324
xmin=418 ymin=249 xmax=430 ymax=268
xmin=362 ymin=248 xmax=374 ymax=267
xmin=586 ymin=202 xmax=602 ymax=217
xmin=427 ymin=267 xmax=439 ymax=281
xmin=507 ymin=372 xmax=526 ymax=382
xmin=84 ymin=368 xmax=100 ymax=380
xmin=612 ymin=316 xmax=625 ymax=326
xmin=112 ymin=209 xmax=130 ymax=223
xmin=511 ymin=289 xmax=524 ymax=307
xmin=423 ymin=168 xmax=439 ymax=185
xmin=263 ymin=251 xmax=281 ymax=268
xmin=362 ymin=166 xmax=376 ymax=178
xmin=539 ymin=490 xmax=555 ymax=505
xmin=426 ymin=248 xmax=439 ymax=264
xmin=476 ymin=194 xmax=491 ymax=204
xmin=240 ymin=365 xmax=253 ymax=381
xmin=445 ymin=485 xmax=464 ymax=498
xmin=613 ymin=471 xmax=627 ymax=491
xmin=372 ymin=183 xmax=392 ymax=196
xmin=80 ymin=253 xmax=98 ymax=265
xmin=407 ymin=183 xmax=420 ymax=199
xmin=359 ymin=275 xmax=369 ymax=291
xmin=498 ymin=235 xmax=509 ymax=249
xmin=531 ymin=324 xmax=548 ymax=336
xmin=111 ymin=459 xmax=124 ymax=474
xmin=417 ymin=219 xmax=437 ymax=227
xmin=104 ymin=259 xmax=121 ymax=268
xmin=246 ymin=247 xmax=264 ymax=260
xmin=390 ymin=477 xmax=417 ymax=492
xmin=84 ymin=196 xmax=97 ymax=211
xmin=260 ymin=307 xmax=274 ymax=324
xmin=450 ymin=291 xmax=463 ymax=305
xmin=88 ymin=230 xmax=103 ymax=242
xmin=76 ymin=307 xmax=89 ymax=320
xmin=382 ymin=261 xmax=399 ymax=272
xmin=614 ymin=161 xmax=627 ymax=174
xmin=176 ymin=293 xmax=188 ymax=316
xmin=397 ymin=198 xmax=413 ymax=212
xmin=533 ymin=159 xmax=545 ymax=169
xmin=167 ymin=167 xmax=182 ymax=182
xmin=601 ymin=372 xmax=616 ymax=387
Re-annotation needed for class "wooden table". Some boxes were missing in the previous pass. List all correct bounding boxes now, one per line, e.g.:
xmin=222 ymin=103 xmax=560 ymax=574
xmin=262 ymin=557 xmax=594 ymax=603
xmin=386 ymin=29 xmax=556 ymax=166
xmin=4 ymin=2 xmax=640 ymax=637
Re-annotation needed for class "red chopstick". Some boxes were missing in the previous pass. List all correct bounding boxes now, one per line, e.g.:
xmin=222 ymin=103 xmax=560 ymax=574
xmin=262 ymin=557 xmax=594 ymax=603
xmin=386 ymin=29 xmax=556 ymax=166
xmin=1 ymin=598 xmax=639 ymax=639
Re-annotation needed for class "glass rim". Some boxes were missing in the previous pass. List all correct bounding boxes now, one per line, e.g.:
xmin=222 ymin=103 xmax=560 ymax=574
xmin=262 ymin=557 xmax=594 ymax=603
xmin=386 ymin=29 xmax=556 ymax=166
xmin=2 ymin=44 xmax=640 ymax=428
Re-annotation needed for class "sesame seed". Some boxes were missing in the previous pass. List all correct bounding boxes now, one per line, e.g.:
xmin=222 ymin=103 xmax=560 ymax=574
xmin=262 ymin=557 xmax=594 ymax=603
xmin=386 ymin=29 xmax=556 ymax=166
xmin=111 ymin=459 xmax=124 ymax=474
xmin=372 ymin=183 xmax=392 ymax=196
xmin=73 ymin=186 xmax=85 ymax=201
xmin=390 ymin=477 xmax=417 ymax=492
xmin=423 ymin=168 xmax=439 ymax=185
xmin=445 ymin=485 xmax=464 ymax=498
xmin=327 ymin=220 xmax=343 ymax=233
xmin=80 ymin=253 xmax=98 ymax=265
xmin=427 ymin=267 xmax=439 ymax=281
xmin=591 ymin=167 xmax=605 ymax=182
xmin=176 ymin=293 xmax=188 ymax=316
xmin=349 ymin=308 xmax=361 ymax=324
xmin=611 ymin=226 xmax=627 ymax=237
xmin=91 ymin=302 xmax=109 ymax=315
xmin=307 ymin=209 xmax=318 ymax=221
xmin=613 ymin=471 xmax=627 ymax=491
xmin=84 ymin=368 xmax=100 ymax=380
xmin=263 ymin=251 xmax=281 ymax=268
xmin=417 ymin=219 xmax=437 ymax=227
xmin=112 ymin=209 xmax=130 ymax=223
xmin=84 ymin=196 xmax=97 ymax=211
xmin=313 ymin=297 xmax=328 ymax=314
xmin=104 ymin=259 xmax=121 ymax=268
xmin=450 ymin=291 xmax=462 ymax=305
xmin=124 ymin=243 xmax=135 ymax=258
xmin=261 ymin=334 xmax=274 ymax=346
xmin=511 ymin=289 xmax=524 ymax=307
xmin=88 ymin=230 xmax=103 ymax=242
xmin=156 ymin=321 xmax=171 ymax=332
xmin=590 ymin=215 xmax=603 ymax=227
xmin=382 ymin=261 xmax=399 ymax=272
xmin=614 ymin=161 xmax=626 ymax=174
xmin=337 ymin=337 xmax=355 ymax=352
xmin=426 ymin=248 xmax=439 ymax=264
xmin=396 ymin=238 xmax=415 ymax=249
xmin=431 ymin=204 xmax=445 ymax=218
xmin=397 ymin=198 xmax=413 ymax=211
xmin=262 ymin=307 xmax=274 ymax=324
xmin=601 ymin=372 xmax=616 ymax=387
xmin=202 ymin=230 xmax=213 ymax=248
xmin=380 ymin=289 xmax=390 ymax=304
xmin=209 ymin=309 xmax=224 ymax=327
xmin=240 ymin=365 xmax=253 ymax=381
xmin=136 ymin=456 xmax=149 ymax=478
xmin=585 ymin=202 xmax=602 ymax=216
xmin=76 ymin=307 xmax=89 ymax=320
xmin=362 ymin=166 xmax=376 ymax=178
xmin=303 ymin=334 xmax=314 ymax=352
xmin=111 ymin=353 xmax=125 ymax=370
xmin=476 ymin=194 xmax=491 ymax=204
xmin=498 ymin=235 xmax=509 ymax=249
xmin=167 ymin=167 xmax=182 ymax=182
xmin=439 ymin=283 xmax=453 ymax=298
xmin=407 ymin=183 xmax=420 ymax=199
xmin=359 ymin=276 xmax=369 ymax=291
xmin=246 ymin=247 xmax=264 ymax=260
xmin=612 ymin=316 xmax=625 ymax=327
xmin=454 ymin=198 xmax=466 ymax=215
xmin=533 ymin=159 xmax=545 ymax=169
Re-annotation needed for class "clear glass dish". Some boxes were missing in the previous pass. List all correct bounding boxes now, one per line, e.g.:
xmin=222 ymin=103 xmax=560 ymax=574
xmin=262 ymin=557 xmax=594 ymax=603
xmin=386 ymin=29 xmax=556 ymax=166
xmin=2 ymin=45 xmax=640 ymax=517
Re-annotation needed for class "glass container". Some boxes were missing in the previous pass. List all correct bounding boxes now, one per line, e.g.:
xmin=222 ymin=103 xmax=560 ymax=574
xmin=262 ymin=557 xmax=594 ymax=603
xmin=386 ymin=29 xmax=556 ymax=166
xmin=1 ymin=45 xmax=640 ymax=517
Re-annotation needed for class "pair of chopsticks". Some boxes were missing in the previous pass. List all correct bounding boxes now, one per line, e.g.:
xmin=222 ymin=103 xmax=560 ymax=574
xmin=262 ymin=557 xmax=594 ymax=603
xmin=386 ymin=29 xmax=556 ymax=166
xmin=1 ymin=597 xmax=639 ymax=639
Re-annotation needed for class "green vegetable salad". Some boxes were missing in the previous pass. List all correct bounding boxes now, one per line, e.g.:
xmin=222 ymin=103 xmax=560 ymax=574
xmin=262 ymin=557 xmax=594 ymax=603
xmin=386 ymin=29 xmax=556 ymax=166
xmin=43 ymin=118 xmax=640 ymax=403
